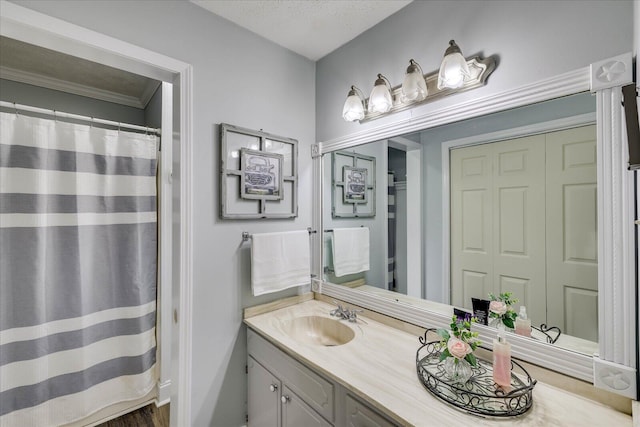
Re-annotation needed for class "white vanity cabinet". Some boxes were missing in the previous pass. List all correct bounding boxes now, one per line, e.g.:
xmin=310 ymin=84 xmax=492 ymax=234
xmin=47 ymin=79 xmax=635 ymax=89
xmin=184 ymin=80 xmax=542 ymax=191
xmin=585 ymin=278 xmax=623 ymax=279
xmin=247 ymin=356 xmax=280 ymax=426
xmin=247 ymin=328 xmax=396 ymax=427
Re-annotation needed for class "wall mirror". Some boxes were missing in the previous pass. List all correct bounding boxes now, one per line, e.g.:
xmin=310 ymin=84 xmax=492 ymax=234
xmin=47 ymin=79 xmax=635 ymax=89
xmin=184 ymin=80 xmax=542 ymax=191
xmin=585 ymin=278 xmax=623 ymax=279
xmin=312 ymin=54 xmax=636 ymax=397
xmin=323 ymin=91 xmax=598 ymax=354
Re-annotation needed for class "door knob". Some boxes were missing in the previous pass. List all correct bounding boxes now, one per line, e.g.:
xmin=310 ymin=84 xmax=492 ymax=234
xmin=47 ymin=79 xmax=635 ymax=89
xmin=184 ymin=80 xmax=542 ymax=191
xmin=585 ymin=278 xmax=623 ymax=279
xmin=269 ymin=384 xmax=278 ymax=392
xmin=281 ymin=395 xmax=290 ymax=404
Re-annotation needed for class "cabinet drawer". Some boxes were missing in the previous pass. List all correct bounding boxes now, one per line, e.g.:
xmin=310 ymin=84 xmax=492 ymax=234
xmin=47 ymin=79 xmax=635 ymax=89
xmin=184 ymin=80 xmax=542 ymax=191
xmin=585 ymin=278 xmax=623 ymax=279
xmin=345 ymin=394 xmax=396 ymax=427
xmin=248 ymin=329 xmax=334 ymax=422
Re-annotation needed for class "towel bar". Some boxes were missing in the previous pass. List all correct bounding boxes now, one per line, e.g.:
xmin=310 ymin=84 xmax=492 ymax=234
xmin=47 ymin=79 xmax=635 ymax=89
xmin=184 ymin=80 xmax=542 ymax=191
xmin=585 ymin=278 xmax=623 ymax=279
xmin=242 ymin=227 xmax=316 ymax=242
xmin=324 ymin=225 xmax=365 ymax=233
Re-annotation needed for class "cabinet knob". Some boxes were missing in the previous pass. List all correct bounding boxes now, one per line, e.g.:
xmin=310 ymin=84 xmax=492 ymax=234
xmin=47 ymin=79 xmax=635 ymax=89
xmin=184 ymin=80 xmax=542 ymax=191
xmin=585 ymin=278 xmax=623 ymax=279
xmin=281 ymin=395 xmax=290 ymax=404
xmin=269 ymin=384 xmax=278 ymax=392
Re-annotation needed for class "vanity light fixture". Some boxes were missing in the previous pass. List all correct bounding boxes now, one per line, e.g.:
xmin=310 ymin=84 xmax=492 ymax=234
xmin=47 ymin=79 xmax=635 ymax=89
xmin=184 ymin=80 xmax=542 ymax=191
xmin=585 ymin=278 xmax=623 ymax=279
xmin=342 ymin=85 xmax=366 ymax=122
xmin=401 ymin=59 xmax=428 ymax=102
xmin=368 ymin=74 xmax=393 ymax=114
xmin=438 ymin=40 xmax=471 ymax=89
xmin=342 ymin=40 xmax=496 ymax=123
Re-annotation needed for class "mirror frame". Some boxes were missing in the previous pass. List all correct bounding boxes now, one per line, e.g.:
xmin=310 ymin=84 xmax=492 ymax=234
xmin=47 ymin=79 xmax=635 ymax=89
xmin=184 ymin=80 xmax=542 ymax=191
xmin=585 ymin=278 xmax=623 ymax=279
xmin=311 ymin=53 xmax=637 ymax=399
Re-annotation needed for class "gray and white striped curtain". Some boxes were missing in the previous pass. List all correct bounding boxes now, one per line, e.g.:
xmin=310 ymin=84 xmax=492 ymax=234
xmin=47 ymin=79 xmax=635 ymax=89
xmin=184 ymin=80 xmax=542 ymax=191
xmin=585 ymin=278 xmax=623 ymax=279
xmin=387 ymin=172 xmax=396 ymax=291
xmin=0 ymin=111 xmax=158 ymax=426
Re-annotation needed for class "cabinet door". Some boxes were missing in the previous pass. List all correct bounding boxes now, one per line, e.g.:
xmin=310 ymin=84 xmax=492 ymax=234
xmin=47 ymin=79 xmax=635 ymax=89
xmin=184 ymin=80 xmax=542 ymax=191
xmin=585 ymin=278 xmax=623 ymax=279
xmin=281 ymin=386 xmax=331 ymax=427
xmin=345 ymin=394 xmax=396 ymax=427
xmin=248 ymin=356 xmax=280 ymax=427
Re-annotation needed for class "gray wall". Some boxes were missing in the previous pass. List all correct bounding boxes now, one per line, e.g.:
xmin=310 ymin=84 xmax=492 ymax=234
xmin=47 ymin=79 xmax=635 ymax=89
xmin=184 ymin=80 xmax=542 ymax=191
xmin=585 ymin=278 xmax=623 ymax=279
xmin=8 ymin=1 xmax=316 ymax=426
xmin=316 ymin=0 xmax=633 ymax=143
xmin=144 ymin=85 xmax=162 ymax=129
xmin=0 ymin=78 xmax=146 ymax=125
xmin=388 ymin=147 xmax=406 ymax=182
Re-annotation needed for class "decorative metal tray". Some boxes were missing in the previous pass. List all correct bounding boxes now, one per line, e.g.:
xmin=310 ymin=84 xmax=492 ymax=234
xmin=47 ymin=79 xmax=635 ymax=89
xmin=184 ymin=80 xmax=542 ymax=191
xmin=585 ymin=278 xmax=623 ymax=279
xmin=416 ymin=329 xmax=537 ymax=417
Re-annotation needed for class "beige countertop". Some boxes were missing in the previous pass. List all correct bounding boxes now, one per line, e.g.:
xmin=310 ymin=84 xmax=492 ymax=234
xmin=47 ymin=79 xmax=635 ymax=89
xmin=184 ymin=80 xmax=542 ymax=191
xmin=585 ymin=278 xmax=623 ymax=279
xmin=244 ymin=299 xmax=632 ymax=427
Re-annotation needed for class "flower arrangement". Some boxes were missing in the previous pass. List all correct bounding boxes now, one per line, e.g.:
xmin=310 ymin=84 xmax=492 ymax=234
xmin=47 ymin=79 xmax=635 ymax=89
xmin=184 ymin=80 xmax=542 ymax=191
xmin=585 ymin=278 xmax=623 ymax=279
xmin=437 ymin=315 xmax=481 ymax=367
xmin=488 ymin=292 xmax=519 ymax=330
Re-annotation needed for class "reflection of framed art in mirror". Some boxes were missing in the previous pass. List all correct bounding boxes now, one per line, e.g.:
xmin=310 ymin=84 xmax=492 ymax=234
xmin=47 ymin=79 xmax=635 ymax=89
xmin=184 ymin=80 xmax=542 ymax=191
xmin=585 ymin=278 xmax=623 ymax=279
xmin=331 ymin=150 xmax=376 ymax=218
xmin=343 ymin=166 xmax=367 ymax=203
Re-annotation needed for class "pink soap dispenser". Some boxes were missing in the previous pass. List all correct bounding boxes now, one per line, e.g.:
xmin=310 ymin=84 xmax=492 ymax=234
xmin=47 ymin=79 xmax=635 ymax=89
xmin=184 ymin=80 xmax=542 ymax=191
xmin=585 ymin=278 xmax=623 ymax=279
xmin=492 ymin=331 xmax=512 ymax=389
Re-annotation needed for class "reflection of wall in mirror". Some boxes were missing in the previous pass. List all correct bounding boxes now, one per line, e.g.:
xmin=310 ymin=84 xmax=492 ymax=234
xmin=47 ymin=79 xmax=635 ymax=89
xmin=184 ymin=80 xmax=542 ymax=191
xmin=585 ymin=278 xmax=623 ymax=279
xmin=323 ymin=143 xmax=387 ymax=289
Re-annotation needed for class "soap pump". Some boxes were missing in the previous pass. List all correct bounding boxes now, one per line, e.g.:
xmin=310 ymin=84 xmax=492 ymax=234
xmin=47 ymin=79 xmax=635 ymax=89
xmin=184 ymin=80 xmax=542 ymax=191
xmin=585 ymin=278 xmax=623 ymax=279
xmin=515 ymin=306 xmax=532 ymax=338
xmin=492 ymin=332 xmax=511 ymax=388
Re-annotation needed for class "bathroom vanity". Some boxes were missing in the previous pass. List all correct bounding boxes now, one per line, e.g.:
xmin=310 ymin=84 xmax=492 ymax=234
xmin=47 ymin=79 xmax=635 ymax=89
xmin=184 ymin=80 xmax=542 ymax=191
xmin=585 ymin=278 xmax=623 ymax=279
xmin=248 ymin=329 xmax=394 ymax=427
xmin=245 ymin=298 xmax=632 ymax=426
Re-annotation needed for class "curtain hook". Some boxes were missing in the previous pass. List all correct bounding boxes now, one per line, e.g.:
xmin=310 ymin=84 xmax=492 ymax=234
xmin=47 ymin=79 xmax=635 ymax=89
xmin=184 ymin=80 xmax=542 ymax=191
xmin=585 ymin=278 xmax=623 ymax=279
xmin=13 ymin=102 xmax=18 ymax=117
xmin=53 ymin=110 xmax=57 ymax=122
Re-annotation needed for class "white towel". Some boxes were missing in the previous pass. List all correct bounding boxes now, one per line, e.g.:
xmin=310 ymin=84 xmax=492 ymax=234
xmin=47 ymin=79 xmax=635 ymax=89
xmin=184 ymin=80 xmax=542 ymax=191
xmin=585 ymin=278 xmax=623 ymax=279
xmin=251 ymin=230 xmax=311 ymax=296
xmin=331 ymin=227 xmax=370 ymax=277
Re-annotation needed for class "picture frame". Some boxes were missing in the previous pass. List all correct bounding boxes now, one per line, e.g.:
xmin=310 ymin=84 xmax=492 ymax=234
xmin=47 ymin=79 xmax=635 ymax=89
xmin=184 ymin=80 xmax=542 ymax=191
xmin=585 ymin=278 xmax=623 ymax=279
xmin=331 ymin=150 xmax=376 ymax=218
xmin=240 ymin=148 xmax=284 ymax=200
xmin=220 ymin=123 xmax=298 ymax=219
xmin=343 ymin=166 xmax=368 ymax=204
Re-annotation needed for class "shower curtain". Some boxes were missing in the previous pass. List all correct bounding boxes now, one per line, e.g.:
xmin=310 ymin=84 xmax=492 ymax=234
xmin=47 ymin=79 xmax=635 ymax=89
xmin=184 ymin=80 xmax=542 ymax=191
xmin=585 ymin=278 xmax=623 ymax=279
xmin=387 ymin=172 xmax=396 ymax=291
xmin=0 ymin=111 xmax=159 ymax=426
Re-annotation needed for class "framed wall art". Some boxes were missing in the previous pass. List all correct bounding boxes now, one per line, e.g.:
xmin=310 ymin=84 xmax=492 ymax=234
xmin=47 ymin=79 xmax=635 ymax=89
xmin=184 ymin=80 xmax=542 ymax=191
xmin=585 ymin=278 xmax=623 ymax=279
xmin=240 ymin=148 xmax=283 ymax=201
xmin=332 ymin=150 xmax=376 ymax=218
xmin=342 ymin=166 xmax=368 ymax=204
xmin=220 ymin=123 xmax=298 ymax=219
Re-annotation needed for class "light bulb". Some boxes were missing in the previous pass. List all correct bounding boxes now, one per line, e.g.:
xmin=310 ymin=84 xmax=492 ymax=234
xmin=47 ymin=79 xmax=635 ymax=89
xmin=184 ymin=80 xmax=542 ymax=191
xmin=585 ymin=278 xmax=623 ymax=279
xmin=401 ymin=59 xmax=427 ymax=102
xmin=368 ymin=74 xmax=392 ymax=114
xmin=438 ymin=40 xmax=471 ymax=90
xmin=342 ymin=86 xmax=365 ymax=122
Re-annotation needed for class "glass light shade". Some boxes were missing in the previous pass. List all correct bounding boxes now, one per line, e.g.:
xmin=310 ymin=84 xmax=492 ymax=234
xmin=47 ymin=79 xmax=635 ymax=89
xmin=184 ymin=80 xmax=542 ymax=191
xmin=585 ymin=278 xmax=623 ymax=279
xmin=437 ymin=40 xmax=471 ymax=90
xmin=368 ymin=75 xmax=393 ymax=114
xmin=401 ymin=60 xmax=427 ymax=102
xmin=342 ymin=89 xmax=365 ymax=122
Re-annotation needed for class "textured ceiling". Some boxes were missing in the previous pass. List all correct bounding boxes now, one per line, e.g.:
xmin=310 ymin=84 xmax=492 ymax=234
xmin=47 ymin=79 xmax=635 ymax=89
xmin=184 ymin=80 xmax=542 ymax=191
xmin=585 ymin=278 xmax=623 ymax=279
xmin=191 ymin=0 xmax=413 ymax=61
xmin=0 ymin=1 xmax=413 ymax=106
xmin=0 ymin=36 xmax=160 ymax=108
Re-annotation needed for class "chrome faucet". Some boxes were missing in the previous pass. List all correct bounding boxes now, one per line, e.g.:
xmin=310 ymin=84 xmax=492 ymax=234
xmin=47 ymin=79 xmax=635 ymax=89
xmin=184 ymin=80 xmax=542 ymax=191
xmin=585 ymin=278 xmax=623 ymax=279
xmin=330 ymin=301 xmax=361 ymax=323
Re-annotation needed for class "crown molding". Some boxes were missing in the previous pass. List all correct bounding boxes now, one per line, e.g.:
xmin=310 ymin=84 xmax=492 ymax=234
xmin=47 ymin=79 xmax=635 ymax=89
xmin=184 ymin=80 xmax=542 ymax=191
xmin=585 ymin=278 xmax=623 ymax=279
xmin=0 ymin=65 xmax=149 ymax=109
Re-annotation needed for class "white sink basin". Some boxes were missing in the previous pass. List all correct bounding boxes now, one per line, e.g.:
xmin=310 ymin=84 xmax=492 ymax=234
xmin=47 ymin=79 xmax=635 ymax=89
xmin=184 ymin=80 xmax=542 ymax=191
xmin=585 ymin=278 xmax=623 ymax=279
xmin=282 ymin=316 xmax=355 ymax=346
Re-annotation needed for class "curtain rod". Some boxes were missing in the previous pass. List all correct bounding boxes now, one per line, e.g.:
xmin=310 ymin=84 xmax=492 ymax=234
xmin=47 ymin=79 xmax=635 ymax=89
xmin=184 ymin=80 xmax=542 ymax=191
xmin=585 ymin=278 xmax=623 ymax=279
xmin=0 ymin=101 xmax=161 ymax=136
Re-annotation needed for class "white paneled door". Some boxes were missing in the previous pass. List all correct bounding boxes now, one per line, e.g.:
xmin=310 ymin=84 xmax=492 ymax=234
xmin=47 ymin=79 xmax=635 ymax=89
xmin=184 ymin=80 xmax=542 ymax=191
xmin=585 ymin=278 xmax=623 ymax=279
xmin=450 ymin=125 xmax=597 ymax=340
xmin=450 ymin=135 xmax=546 ymax=324
xmin=450 ymin=144 xmax=494 ymax=310
xmin=545 ymin=125 xmax=598 ymax=341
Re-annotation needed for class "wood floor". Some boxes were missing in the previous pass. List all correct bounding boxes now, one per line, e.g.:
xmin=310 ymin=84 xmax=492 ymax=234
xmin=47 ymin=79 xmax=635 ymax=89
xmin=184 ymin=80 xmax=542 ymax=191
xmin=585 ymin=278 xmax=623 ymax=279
xmin=97 ymin=403 xmax=169 ymax=427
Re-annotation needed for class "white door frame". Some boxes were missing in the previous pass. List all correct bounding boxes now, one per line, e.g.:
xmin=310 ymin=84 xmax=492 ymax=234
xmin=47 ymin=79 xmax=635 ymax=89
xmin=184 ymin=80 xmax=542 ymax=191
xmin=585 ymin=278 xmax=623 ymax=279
xmin=0 ymin=3 xmax=194 ymax=425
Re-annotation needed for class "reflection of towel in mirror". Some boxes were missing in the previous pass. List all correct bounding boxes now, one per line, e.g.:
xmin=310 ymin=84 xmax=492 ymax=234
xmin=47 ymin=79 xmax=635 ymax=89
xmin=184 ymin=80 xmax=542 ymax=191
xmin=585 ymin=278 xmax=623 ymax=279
xmin=251 ymin=230 xmax=311 ymax=296
xmin=331 ymin=227 xmax=370 ymax=277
